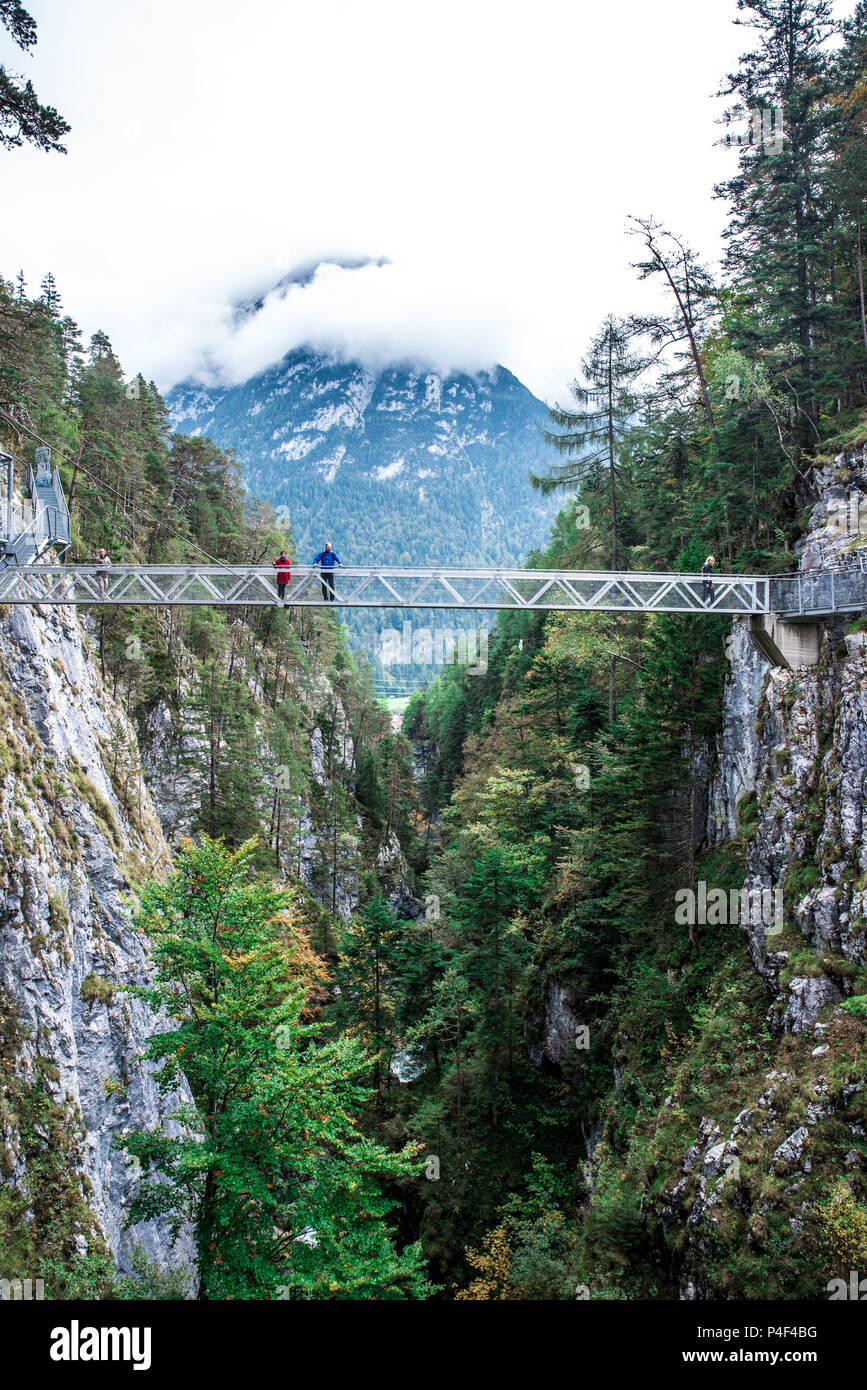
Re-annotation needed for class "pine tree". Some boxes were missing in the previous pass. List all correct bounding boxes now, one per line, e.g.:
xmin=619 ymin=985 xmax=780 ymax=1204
xmin=827 ymin=1 xmax=867 ymax=373
xmin=40 ymin=272 xmax=60 ymax=314
xmin=531 ymin=315 xmax=645 ymax=569
xmin=716 ymin=0 xmax=837 ymax=438
xmin=336 ymin=896 xmax=404 ymax=1101
xmin=627 ymin=217 xmax=720 ymax=433
xmin=0 ymin=2 xmax=69 ymax=152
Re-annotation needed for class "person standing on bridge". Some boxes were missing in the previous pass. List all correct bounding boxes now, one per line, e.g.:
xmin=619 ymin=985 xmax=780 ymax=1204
xmin=273 ymin=549 xmax=291 ymax=606
xmin=93 ymin=547 xmax=112 ymax=599
xmin=312 ymin=542 xmax=343 ymax=602
xmin=701 ymin=554 xmax=716 ymax=604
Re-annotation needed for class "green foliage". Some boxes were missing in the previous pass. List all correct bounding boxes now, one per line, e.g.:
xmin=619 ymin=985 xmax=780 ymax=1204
xmin=114 ymin=1245 xmax=192 ymax=1300
xmin=531 ymin=315 xmax=647 ymax=568
xmin=813 ymin=1180 xmax=867 ymax=1276
xmin=0 ymin=2 xmax=69 ymax=153
xmin=0 ymin=271 xmax=425 ymax=910
xmin=122 ymin=837 xmax=430 ymax=1300
xmin=388 ymin=2 xmax=867 ymax=1289
xmin=4 ymin=0 xmax=867 ymax=1307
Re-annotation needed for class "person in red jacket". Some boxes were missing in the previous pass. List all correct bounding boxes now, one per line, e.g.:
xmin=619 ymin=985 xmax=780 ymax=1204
xmin=273 ymin=551 xmax=291 ymax=606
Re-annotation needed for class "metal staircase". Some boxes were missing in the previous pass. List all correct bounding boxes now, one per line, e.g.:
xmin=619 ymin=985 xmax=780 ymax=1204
xmin=0 ymin=450 xmax=70 ymax=566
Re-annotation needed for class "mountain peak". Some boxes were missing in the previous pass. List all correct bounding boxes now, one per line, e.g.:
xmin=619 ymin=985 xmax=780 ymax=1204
xmin=167 ymin=347 xmax=556 ymax=568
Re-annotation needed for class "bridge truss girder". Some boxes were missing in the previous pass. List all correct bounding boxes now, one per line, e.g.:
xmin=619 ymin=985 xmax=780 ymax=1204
xmin=0 ymin=565 xmax=774 ymax=614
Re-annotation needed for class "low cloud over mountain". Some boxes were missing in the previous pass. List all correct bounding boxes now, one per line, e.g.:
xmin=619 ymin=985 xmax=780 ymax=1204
xmin=160 ymin=258 xmax=521 ymax=394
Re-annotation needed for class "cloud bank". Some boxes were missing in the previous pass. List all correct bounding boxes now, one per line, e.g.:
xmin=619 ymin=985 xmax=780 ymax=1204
xmin=152 ymin=257 xmax=519 ymax=389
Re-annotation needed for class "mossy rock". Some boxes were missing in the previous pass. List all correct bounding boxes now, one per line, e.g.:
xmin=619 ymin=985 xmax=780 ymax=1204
xmin=0 ymin=990 xmax=112 ymax=1291
xmin=736 ymin=790 xmax=758 ymax=833
xmin=783 ymin=862 xmax=822 ymax=901
xmin=80 ymin=974 xmax=114 ymax=1006
xmin=66 ymin=761 xmax=123 ymax=852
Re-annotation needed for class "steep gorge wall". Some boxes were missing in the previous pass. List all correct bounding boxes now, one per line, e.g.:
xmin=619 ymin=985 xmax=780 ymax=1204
xmin=654 ymin=454 xmax=867 ymax=1297
xmin=0 ymin=599 xmax=196 ymax=1283
xmin=707 ymin=617 xmax=867 ymax=1030
xmin=140 ymin=661 xmax=416 ymax=921
xmin=705 ymin=453 xmax=867 ymax=1032
xmin=518 ymin=452 xmax=867 ymax=1296
xmin=0 ymin=594 xmax=419 ymax=1288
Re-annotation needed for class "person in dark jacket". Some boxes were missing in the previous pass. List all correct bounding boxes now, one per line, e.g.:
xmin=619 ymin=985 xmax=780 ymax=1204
xmin=701 ymin=554 xmax=716 ymax=603
xmin=312 ymin=542 xmax=343 ymax=601
xmin=273 ymin=551 xmax=291 ymax=606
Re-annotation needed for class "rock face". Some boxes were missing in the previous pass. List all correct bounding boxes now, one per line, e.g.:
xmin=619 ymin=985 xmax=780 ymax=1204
xmin=651 ymin=451 xmax=867 ymax=1297
xmin=0 ymin=581 xmax=419 ymax=1288
xmin=660 ymin=1063 xmax=844 ymax=1290
xmin=140 ymin=697 xmax=204 ymax=844
xmin=705 ymin=453 xmax=867 ymax=1034
xmin=139 ymin=653 xmax=418 ymax=925
xmin=796 ymin=451 xmax=867 ymax=567
xmin=0 ymin=600 xmax=196 ymax=1283
xmin=525 ymin=980 xmax=582 ymax=1068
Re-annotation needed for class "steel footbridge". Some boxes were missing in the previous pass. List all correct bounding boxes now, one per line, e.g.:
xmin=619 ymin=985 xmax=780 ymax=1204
xmin=0 ymin=562 xmax=864 ymax=618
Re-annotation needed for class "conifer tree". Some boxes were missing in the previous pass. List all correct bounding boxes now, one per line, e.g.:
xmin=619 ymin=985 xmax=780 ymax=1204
xmin=716 ymin=0 xmax=837 ymax=437
xmin=336 ymin=896 xmax=404 ymax=1101
xmin=531 ymin=315 xmax=645 ymax=570
xmin=39 ymin=272 xmax=60 ymax=314
xmin=0 ymin=1 xmax=69 ymax=152
xmin=123 ymin=838 xmax=430 ymax=1300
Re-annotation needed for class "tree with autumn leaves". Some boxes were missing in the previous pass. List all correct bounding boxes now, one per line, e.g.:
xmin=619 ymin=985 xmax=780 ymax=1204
xmin=121 ymin=837 xmax=430 ymax=1300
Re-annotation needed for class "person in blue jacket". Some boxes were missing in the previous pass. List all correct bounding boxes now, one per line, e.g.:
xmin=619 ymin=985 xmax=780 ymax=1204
xmin=312 ymin=542 xmax=343 ymax=601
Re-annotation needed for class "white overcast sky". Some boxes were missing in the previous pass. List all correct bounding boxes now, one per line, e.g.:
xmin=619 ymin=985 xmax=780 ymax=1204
xmin=0 ymin=0 xmax=850 ymax=402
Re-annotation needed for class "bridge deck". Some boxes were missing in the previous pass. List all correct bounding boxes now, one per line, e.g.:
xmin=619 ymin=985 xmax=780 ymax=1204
xmin=0 ymin=564 xmax=862 ymax=617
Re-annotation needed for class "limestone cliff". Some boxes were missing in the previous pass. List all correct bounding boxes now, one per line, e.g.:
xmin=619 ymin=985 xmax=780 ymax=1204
xmin=0 ymin=599 xmax=196 ymax=1286
xmin=520 ymin=448 xmax=867 ymax=1296
xmin=660 ymin=449 xmax=867 ymax=1297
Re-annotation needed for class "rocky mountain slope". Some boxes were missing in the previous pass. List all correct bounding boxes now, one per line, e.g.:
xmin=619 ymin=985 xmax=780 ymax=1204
xmin=167 ymin=351 xmax=559 ymax=568
xmin=168 ymin=349 xmax=561 ymax=693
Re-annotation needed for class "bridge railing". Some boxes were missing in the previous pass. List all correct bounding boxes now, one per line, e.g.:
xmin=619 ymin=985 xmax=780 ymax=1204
xmin=0 ymin=497 xmax=39 ymax=542
xmin=45 ymin=466 xmax=70 ymax=546
xmin=0 ymin=563 xmax=772 ymax=612
xmin=771 ymin=569 xmax=867 ymax=616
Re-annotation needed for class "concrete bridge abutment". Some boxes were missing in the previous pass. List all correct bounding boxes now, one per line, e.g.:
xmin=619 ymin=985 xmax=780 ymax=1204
xmin=748 ymin=613 xmax=822 ymax=670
